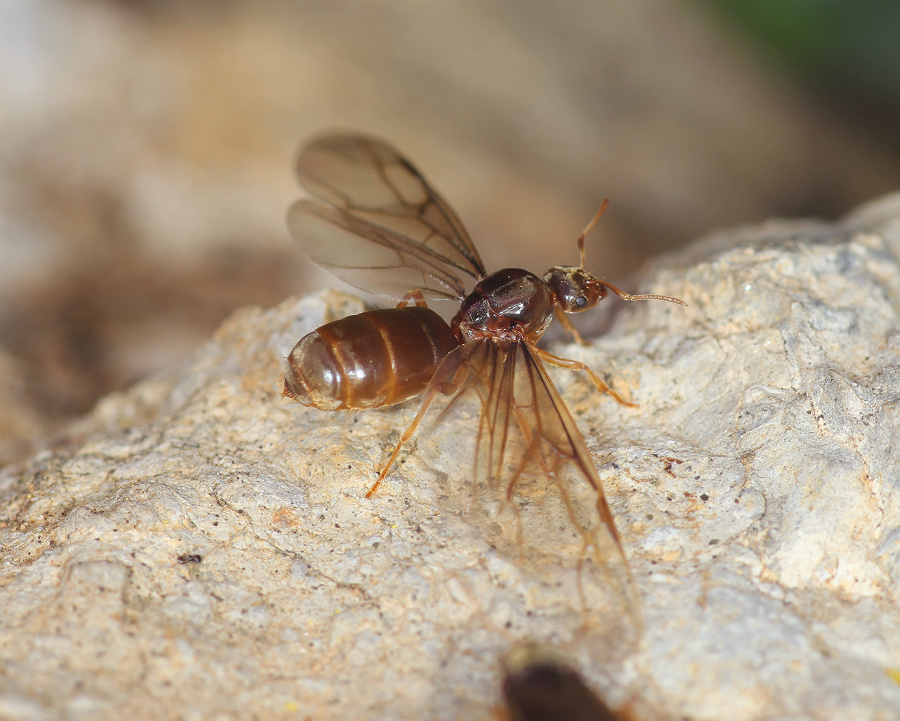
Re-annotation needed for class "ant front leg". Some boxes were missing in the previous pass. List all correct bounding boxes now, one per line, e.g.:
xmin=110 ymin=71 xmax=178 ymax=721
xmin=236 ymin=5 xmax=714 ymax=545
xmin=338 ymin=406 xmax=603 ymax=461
xmin=397 ymin=289 xmax=429 ymax=308
xmin=531 ymin=346 xmax=637 ymax=408
xmin=553 ymin=307 xmax=588 ymax=346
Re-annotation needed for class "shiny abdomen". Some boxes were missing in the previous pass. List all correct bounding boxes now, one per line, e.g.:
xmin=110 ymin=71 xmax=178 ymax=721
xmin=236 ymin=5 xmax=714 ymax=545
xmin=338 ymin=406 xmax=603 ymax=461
xmin=283 ymin=307 xmax=459 ymax=410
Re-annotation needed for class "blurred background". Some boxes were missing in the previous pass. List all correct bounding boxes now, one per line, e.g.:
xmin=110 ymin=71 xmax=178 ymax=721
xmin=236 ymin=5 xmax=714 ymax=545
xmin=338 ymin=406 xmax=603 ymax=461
xmin=1 ymin=0 xmax=898 ymax=463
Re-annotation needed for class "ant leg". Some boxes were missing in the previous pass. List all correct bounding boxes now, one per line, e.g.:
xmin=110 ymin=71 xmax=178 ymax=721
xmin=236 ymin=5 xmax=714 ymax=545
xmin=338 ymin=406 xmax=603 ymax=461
xmin=366 ymin=346 xmax=467 ymax=497
xmin=366 ymin=386 xmax=438 ymax=497
xmin=531 ymin=346 xmax=636 ymax=408
xmin=553 ymin=307 xmax=588 ymax=346
xmin=397 ymin=289 xmax=429 ymax=308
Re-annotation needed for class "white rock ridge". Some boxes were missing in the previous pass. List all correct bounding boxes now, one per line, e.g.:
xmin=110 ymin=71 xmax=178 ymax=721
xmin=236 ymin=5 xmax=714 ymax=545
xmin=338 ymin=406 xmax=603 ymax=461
xmin=2 ymin=194 xmax=900 ymax=720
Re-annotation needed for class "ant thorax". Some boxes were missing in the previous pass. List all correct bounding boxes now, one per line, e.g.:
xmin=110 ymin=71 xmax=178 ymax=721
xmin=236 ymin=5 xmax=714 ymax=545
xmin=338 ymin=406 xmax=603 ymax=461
xmin=451 ymin=268 xmax=555 ymax=344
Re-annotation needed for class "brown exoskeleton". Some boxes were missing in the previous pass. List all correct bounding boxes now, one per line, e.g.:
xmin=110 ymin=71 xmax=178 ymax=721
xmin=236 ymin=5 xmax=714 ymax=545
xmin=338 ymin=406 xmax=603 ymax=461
xmin=283 ymin=133 xmax=685 ymax=611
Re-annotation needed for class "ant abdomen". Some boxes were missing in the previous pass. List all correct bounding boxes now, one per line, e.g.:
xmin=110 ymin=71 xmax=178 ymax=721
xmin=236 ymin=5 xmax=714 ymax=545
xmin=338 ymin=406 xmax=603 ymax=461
xmin=283 ymin=306 xmax=459 ymax=410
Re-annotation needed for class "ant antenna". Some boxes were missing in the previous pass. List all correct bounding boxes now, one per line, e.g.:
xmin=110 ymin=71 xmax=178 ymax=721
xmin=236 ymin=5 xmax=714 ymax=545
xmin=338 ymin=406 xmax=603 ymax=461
xmin=576 ymin=198 xmax=609 ymax=268
xmin=573 ymin=198 xmax=687 ymax=307
xmin=598 ymin=280 xmax=687 ymax=307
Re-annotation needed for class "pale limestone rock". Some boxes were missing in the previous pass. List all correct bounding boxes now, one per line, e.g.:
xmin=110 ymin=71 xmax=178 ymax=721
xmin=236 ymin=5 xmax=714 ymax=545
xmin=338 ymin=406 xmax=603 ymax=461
xmin=3 ymin=194 xmax=900 ymax=720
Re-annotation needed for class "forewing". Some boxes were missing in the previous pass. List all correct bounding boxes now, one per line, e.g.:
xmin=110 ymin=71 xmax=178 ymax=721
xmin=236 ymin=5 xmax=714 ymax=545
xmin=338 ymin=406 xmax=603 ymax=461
xmin=288 ymin=133 xmax=486 ymax=300
xmin=411 ymin=339 xmax=636 ymax=623
xmin=289 ymin=200 xmax=470 ymax=301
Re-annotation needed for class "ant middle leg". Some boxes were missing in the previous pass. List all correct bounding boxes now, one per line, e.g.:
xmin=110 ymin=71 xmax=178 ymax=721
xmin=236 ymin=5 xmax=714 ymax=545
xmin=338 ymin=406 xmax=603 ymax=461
xmin=531 ymin=346 xmax=636 ymax=408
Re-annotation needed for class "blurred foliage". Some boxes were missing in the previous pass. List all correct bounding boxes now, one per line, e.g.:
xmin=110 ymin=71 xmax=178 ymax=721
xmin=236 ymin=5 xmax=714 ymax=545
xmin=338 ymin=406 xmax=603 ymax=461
xmin=705 ymin=0 xmax=900 ymax=117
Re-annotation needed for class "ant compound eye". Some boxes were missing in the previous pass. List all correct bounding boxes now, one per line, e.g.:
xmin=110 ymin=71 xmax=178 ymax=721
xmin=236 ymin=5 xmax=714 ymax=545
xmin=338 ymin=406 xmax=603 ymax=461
xmin=575 ymin=296 xmax=587 ymax=308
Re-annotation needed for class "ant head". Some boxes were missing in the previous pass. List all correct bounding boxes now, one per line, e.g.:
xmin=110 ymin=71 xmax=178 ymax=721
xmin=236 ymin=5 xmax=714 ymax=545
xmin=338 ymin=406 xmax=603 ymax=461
xmin=544 ymin=199 xmax=609 ymax=313
xmin=544 ymin=266 xmax=607 ymax=313
xmin=545 ymin=199 xmax=688 ymax=314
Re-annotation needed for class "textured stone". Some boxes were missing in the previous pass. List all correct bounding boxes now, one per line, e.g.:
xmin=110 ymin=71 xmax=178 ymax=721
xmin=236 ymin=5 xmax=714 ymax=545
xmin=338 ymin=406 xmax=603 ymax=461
xmin=3 ymin=194 xmax=900 ymax=719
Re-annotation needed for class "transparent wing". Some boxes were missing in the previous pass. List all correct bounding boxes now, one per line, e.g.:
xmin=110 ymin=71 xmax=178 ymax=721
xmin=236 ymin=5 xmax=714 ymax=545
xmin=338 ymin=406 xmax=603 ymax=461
xmin=288 ymin=133 xmax=487 ymax=300
xmin=378 ymin=339 xmax=637 ymax=626
xmin=289 ymin=199 xmax=471 ymax=301
xmin=452 ymin=341 xmax=626 ymax=559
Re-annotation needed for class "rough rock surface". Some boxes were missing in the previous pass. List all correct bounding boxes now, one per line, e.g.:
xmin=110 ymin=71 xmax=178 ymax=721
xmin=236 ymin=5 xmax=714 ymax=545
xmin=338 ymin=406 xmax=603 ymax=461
xmin=3 ymin=193 xmax=900 ymax=720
